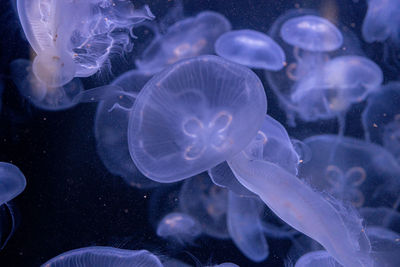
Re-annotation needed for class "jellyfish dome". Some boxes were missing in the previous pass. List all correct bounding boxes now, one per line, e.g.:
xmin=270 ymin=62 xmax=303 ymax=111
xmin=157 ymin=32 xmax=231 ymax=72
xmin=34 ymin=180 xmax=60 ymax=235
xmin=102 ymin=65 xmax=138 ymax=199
xmin=280 ymin=15 xmax=343 ymax=52
xmin=0 ymin=162 xmax=26 ymax=205
xmin=215 ymin=29 xmax=286 ymax=70
xmin=41 ymin=247 xmax=163 ymax=267
xmin=295 ymin=250 xmax=341 ymax=267
xmin=156 ymin=212 xmax=201 ymax=243
xmin=128 ymin=55 xmax=267 ymax=182
xmin=136 ymin=11 xmax=231 ymax=74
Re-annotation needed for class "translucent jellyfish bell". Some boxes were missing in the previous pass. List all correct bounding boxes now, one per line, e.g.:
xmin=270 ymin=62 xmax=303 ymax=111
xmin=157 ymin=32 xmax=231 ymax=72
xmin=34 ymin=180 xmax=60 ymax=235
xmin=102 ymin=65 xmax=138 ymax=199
xmin=136 ymin=11 xmax=231 ymax=74
xmin=41 ymin=247 xmax=163 ymax=267
xmin=128 ymin=55 xmax=267 ymax=182
xmin=156 ymin=212 xmax=201 ymax=244
xmin=295 ymin=250 xmax=341 ymax=267
xmin=215 ymin=30 xmax=286 ymax=71
xmin=0 ymin=162 xmax=26 ymax=206
xmin=280 ymin=15 xmax=343 ymax=52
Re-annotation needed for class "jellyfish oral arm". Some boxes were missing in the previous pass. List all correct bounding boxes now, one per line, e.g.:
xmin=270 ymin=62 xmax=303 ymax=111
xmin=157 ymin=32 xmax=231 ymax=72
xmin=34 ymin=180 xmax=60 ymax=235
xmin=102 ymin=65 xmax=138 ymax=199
xmin=228 ymin=153 xmax=373 ymax=267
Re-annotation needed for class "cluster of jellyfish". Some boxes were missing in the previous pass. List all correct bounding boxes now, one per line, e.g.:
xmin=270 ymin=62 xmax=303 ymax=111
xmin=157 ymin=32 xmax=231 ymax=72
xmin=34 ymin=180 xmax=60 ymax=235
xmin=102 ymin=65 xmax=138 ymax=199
xmin=0 ymin=0 xmax=399 ymax=266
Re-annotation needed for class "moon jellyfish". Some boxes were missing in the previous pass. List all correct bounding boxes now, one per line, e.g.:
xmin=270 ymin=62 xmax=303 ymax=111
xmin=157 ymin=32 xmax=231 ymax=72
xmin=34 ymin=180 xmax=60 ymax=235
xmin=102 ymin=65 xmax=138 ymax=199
xmin=41 ymin=247 xmax=163 ymax=267
xmin=0 ymin=162 xmax=26 ymax=249
xmin=136 ymin=11 xmax=231 ymax=74
xmin=215 ymin=29 xmax=285 ymax=71
xmin=10 ymin=58 xmax=83 ymax=110
xmin=94 ymin=69 xmax=158 ymax=189
xmin=280 ymin=15 xmax=343 ymax=52
xmin=156 ymin=212 xmax=201 ymax=244
xmin=362 ymin=82 xmax=400 ymax=163
xmin=227 ymin=191 xmax=269 ymax=262
xmin=299 ymin=135 xmax=400 ymax=208
xmin=179 ymin=174 xmax=229 ymax=239
xmin=16 ymin=0 xmax=154 ymax=87
xmin=128 ymin=55 xmax=267 ymax=182
xmin=366 ymin=227 xmax=400 ymax=267
xmin=295 ymin=250 xmax=341 ymax=267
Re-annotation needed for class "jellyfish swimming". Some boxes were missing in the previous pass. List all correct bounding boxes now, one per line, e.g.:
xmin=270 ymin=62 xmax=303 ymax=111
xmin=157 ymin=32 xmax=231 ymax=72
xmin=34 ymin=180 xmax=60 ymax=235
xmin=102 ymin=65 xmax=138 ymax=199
xmin=136 ymin=11 xmax=231 ymax=74
xmin=41 ymin=246 xmax=163 ymax=267
xmin=294 ymin=250 xmax=341 ymax=267
xmin=16 ymin=0 xmax=154 ymax=87
xmin=128 ymin=55 xmax=267 ymax=182
xmin=215 ymin=29 xmax=285 ymax=71
xmin=299 ymin=135 xmax=400 ymax=208
xmin=156 ymin=212 xmax=201 ymax=244
xmin=0 ymin=162 xmax=26 ymax=249
xmin=362 ymin=82 xmax=400 ymax=164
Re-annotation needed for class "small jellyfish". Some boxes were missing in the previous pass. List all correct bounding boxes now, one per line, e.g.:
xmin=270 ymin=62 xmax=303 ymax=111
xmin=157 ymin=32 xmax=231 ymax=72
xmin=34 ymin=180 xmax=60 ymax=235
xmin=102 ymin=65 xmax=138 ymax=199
xmin=179 ymin=174 xmax=230 ymax=239
xmin=280 ymin=15 xmax=343 ymax=52
xmin=136 ymin=11 xmax=231 ymax=73
xmin=227 ymin=191 xmax=269 ymax=262
xmin=295 ymin=250 xmax=341 ymax=267
xmin=17 ymin=0 xmax=154 ymax=87
xmin=362 ymin=82 xmax=400 ymax=163
xmin=299 ymin=135 xmax=400 ymax=208
xmin=94 ymin=69 xmax=159 ymax=189
xmin=41 ymin=247 xmax=163 ymax=267
xmin=10 ymin=59 xmax=83 ymax=110
xmin=215 ymin=29 xmax=285 ymax=70
xmin=0 ymin=162 xmax=26 ymax=249
xmin=156 ymin=212 xmax=201 ymax=244
xmin=128 ymin=55 xmax=267 ymax=182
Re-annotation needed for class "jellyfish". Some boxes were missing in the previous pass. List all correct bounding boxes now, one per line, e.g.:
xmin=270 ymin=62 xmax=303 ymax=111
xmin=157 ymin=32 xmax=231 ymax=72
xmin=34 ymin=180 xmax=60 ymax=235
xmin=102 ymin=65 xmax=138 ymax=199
xmin=179 ymin=174 xmax=230 ymax=239
xmin=156 ymin=212 xmax=201 ymax=245
xmin=94 ymin=69 xmax=159 ymax=189
xmin=294 ymin=250 xmax=341 ymax=267
xmin=10 ymin=58 xmax=83 ymax=110
xmin=227 ymin=191 xmax=269 ymax=262
xmin=0 ymin=162 xmax=26 ymax=249
xmin=136 ymin=11 xmax=231 ymax=74
xmin=362 ymin=82 xmax=400 ymax=164
xmin=362 ymin=0 xmax=400 ymax=71
xmin=41 ymin=247 xmax=163 ymax=267
xmin=17 ymin=0 xmax=154 ymax=87
xmin=360 ymin=206 xmax=400 ymax=233
xmin=214 ymin=29 xmax=285 ymax=71
xmin=128 ymin=55 xmax=267 ymax=182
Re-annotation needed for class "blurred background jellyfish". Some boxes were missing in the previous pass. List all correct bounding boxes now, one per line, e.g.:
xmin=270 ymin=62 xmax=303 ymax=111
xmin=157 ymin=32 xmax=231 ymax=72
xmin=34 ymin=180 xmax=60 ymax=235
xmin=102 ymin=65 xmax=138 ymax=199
xmin=15 ymin=0 xmax=154 ymax=110
xmin=128 ymin=55 xmax=267 ymax=183
xmin=214 ymin=29 xmax=285 ymax=71
xmin=94 ymin=69 xmax=159 ymax=189
xmin=41 ymin=247 xmax=163 ymax=267
xmin=136 ymin=11 xmax=231 ymax=74
xmin=0 ymin=162 xmax=26 ymax=249
xmin=156 ymin=212 xmax=201 ymax=245
xmin=362 ymin=82 xmax=400 ymax=164
xmin=362 ymin=0 xmax=400 ymax=72
xmin=299 ymin=135 xmax=400 ymax=208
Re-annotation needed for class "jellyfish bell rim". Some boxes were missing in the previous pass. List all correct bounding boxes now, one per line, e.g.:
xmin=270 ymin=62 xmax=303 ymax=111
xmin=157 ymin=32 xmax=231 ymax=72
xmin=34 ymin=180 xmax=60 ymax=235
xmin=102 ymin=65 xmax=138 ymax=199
xmin=128 ymin=55 xmax=267 ymax=183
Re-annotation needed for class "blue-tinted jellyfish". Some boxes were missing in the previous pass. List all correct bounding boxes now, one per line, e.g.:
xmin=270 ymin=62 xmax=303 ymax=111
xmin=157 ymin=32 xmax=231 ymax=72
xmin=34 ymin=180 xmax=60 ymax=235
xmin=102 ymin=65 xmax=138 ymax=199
xmin=94 ymin=69 xmax=159 ymax=189
xmin=280 ymin=15 xmax=343 ymax=52
xmin=366 ymin=227 xmax=400 ymax=267
xmin=215 ymin=29 xmax=285 ymax=71
xmin=227 ymin=191 xmax=269 ymax=262
xmin=179 ymin=174 xmax=230 ymax=239
xmin=0 ymin=162 xmax=26 ymax=249
xmin=294 ymin=250 xmax=341 ymax=267
xmin=10 ymin=59 xmax=83 ymax=110
xmin=41 ymin=247 xmax=163 ymax=267
xmin=128 ymin=55 xmax=267 ymax=183
xmin=136 ymin=11 xmax=231 ymax=74
xmin=362 ymin=82 xmax=400 ymax=163
xmin=299 ymin=135 xmax=400 ymax=208
xmin=156 ymin=212 xmax=201 ymax=244
xmin=17 ymin=0 xmax=154 ymax=88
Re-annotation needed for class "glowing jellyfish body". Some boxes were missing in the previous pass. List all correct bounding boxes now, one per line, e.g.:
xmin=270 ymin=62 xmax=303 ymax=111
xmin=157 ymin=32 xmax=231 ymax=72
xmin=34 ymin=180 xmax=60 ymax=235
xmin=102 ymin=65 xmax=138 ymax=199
xmin=128 ymin=55 xmax=267 ymax=183
xmin=94 ymin=70 xmax=158 ymax=189
xmin=136 ymin=11 xmax=231 ymax=73
xmin=156 ymin=212 xmax=201 ymax=244
xmin=10 ymin=59 xmax=83 ymax=110
xmin=295 ymin=250 xmax=341 ymax=267
xmin=41 ymin=247 xmax=163 ymax=267
xmin=227 ymin=191 xmax=269 ymax=262
xmin=299 ymin=135 xmax=400 ymax=208
xmin=215 ymin=30 xmax=285 ymax=70
xmin=362 ymin=82 xmax=400 ymax=163
xmin=280 ymin=15 xmax=343 ymax=52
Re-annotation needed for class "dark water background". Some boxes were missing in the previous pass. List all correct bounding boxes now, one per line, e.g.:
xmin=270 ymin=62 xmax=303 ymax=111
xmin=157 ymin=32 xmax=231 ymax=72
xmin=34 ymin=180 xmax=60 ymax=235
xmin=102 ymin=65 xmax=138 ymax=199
xmin=0 ymin=0 xmax=392 ymax=266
